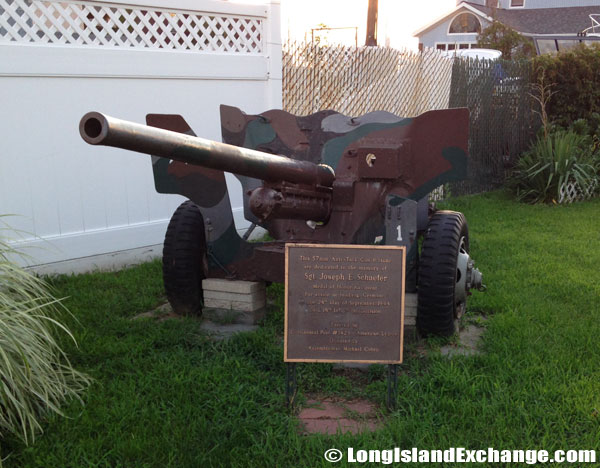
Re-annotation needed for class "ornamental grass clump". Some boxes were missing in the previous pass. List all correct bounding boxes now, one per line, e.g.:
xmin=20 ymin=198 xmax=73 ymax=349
xmin=509 ymin=131 xmax=600 ymax=204
xmin=0 ymin=230 xmax=90 ymax=446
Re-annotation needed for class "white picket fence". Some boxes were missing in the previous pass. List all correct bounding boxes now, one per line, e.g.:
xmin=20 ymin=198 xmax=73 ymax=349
xmin=0 ymin=0 xmax=282 ymax=273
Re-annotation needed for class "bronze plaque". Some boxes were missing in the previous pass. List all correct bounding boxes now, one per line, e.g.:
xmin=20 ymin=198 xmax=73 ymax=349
xmin=284 ymin=244 xmax=405 ymax=364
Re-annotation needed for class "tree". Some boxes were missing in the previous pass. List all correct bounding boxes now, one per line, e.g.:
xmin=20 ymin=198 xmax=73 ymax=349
xmin=477 ymin=21 xmax=535 ymax=60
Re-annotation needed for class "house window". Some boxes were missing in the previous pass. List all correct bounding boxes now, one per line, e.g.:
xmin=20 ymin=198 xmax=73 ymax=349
xmin=510 ymin=0 xmax=525 ymax=7
xmin=449 ymin=13 xmax=481 ymax=34
xmin=536 ymin=39 xmax=557 ymax=55
xmin=435 ymin=42 xmax=475 ymax=51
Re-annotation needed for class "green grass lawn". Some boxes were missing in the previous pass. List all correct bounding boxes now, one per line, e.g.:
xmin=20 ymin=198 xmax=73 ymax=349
xmin=2 ymin=191 xmax=599 ymax=467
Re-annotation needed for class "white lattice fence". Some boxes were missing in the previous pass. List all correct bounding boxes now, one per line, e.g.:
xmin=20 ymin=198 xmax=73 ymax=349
xmin=283 ymin=41 xmax=453 ymax=117
xmin=558 ymin=179 xmax=599 ymax=204
xmin=0 ymin=0 xmax=263 ymax=53
xmin=429 ymin=185 xmax=446 ymax=202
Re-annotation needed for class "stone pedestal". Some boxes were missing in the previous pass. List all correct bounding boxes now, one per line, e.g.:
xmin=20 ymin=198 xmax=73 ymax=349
xmin=404 ymin=293 xmax=418 ymax=343
xmin=202 ymin=279 xmax=266 ymax=325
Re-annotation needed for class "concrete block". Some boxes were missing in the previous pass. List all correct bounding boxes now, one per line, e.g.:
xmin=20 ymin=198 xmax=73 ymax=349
xmin=202 ymin=278 xmax=265 ymax=294
xmin=204 ymin=296 xmax=266 ymax=312
xmin=404 ymin=293 xmax=417 ymax=326
xmin=405 ymin=293 xmax=417 ymax=309
xmin=403 ymin=293 xmax=418 ymax=342
xmin=204 ymin=289 xmax=266 ymax=304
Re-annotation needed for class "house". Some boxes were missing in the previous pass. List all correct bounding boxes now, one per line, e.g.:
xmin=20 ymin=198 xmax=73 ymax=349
xmin=414 ymin=0 xmax=600 ymax=54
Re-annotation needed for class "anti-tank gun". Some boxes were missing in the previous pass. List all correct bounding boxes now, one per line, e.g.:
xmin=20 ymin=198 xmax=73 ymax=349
xmin=79 ymin=106 xmax=484 ymax=336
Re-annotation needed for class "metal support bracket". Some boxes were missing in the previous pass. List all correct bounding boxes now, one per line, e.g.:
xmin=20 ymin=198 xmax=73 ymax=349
xmin=387 ymin=364 xmax=399 ymax=411
xmin=285 ymin=363 xmax=297 ymax=410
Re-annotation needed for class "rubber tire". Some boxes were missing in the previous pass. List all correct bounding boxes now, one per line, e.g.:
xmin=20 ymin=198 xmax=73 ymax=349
xmin=417 ymin=210 xmax=469 ymax=337
xmin=163 ymin=200 xmax=207 ymax=316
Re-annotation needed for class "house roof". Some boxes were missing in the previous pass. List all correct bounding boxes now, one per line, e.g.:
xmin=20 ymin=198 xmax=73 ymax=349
xmin=463 ymin=2 xmax=600 ymax=35
xmin=414 ymin=2 xmax=600 ymax=37
xmin=413 ymin=3 xmax=492 ymax=36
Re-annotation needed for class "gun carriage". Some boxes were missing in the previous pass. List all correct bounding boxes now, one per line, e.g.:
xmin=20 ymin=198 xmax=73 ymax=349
xmin=80 ymin=106 xmax=484 ymax=336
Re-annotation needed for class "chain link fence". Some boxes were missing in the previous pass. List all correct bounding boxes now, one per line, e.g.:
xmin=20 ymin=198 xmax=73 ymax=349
xmin=283 ymin=41 xmax=541 ymax=196
xmin=449 ymin=58 xmax=540 ymax=195
xmin=283 ymin=41 xmax=453 ymax=117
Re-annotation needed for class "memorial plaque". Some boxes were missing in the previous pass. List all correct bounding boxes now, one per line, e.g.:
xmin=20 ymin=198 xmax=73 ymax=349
xmin=284 ymin=244 xmax=405 ymax=364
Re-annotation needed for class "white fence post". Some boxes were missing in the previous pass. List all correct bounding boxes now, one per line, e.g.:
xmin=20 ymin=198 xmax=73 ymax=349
xmin=266 ymin=0 xmax=282 ymax=110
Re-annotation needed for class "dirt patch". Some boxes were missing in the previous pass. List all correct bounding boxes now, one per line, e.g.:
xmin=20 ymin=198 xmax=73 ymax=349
xmin=132 ymin=302 xmax=259 ymax=340
xmin=298 ymin=396 xmax=382 ymax=435
xmin=440 ymin=318 xmax=488 ymax=357
xmin=131 ymin=303 xmax=182 ymax=322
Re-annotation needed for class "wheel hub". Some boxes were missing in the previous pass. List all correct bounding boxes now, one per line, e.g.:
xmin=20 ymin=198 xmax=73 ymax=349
xmin=455 ymin=236 xmax=485 ymax=306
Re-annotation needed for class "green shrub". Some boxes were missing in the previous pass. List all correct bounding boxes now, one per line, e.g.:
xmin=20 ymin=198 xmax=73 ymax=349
xmin=0 ymin=228 xmax=90 ymax=446
xmin=548 ymin=115 xmax=600 ymax=155
xmin=509 ymin=131 xmax=599 ymax=204
xmin=533 ymin=44 xmax=600 ymax=126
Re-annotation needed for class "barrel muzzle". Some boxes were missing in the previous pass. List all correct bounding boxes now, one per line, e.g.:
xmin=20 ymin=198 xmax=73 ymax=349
xmin=80 ymin=112 xmax=110 ymax=145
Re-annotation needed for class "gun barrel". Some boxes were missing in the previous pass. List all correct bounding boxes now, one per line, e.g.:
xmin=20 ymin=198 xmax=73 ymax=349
xmin=79 ymin=112 xmax=335 ymax=188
